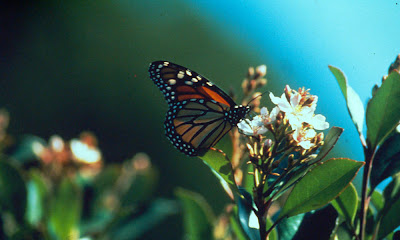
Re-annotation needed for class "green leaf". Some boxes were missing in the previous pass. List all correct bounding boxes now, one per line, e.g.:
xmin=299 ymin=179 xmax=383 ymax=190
xmin=49 ymin=177 xmax=82 ymax=240
xmin=370 ymin=189 xmax=384 ymax=216
xmin=237 ymin=188 xmax=260 ymax=240
xmin=366 ymin=70 xmax=400 ymax=149
xmin=277 ymin=214 xmax=305 ymax=240
xmin=331 ymin=183 xmax=358 ymax=224
xmin=266 ymin=217 xmax=278 ymax=240
xmin=378 ymin=173 xmax=400 ymax=239
xmin=292 ymin=205 xmax=338 ymax=240
xmin=379 ymin=198 xmax=400 ymax=239
xmin=279 ymin=158 xmax=363 ymax=218
xmin=309 ymin=126 xmax=344 ymax=165
xmin=329 ymin=66 xmax=365 ymax=135
xmin=199 ymin=149 xmax=238 ymax=197
xmin=109 ymin=198 xmax=179 ymax=240
xmin=175 ymin=188 xmax=215 ymax=240
xmin=230 ymin=213 xmax=249 ymax=240
xmin=370 ymin=133 xmax=400 ymax=191
xmin=120 ymin=166 xmax=158 ymax=206
xmin=270 ymin=127 xmax=344 ymax=200
xmin=0 ymin=160 xmax=27 ymax=223
xmin=26 ymin=170 xmax=48 ymax=226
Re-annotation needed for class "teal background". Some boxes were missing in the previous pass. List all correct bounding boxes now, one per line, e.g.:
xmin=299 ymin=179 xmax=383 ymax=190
xmin=2 ymin=1 xmax=399 ymax=238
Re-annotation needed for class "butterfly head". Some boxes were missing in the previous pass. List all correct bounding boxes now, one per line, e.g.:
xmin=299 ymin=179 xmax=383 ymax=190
xmin=227 ymin=105 xmax=251 ymax=125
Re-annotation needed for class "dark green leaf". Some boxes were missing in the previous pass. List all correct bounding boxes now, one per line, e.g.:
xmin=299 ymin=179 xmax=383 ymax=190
xmin=0 ymin=160 xmax=27 ymax=223
xmin=175 ymin=188 xmax=215 ymax=240
xmin=378 ymin=174 xmax=400 ymax=239
xmin=109 ymin=198 xmax=179 ymax=240
xmin=331 ymin=183 xmax=358 ymax=224
xmin=199 ymin=149 xmax=238 ymax=197
xmin=279 ymin=158 xmax=363 ymax=218
xmin=49 ymin=177 xmax=82 ymax=240
xmin=292 ymin=205 xmax=338 ymax=240
xmin=334 ymin=224 xmax=354 ymax=240
xmin=237 ymin=188 xmax=260 ymax=240
xmin=329 ymin=66 xmax=365 ymax=135
xmin=370 ymin=133 xmax=400 ymax=191
xmin=26 ymin=170 xmax=48 ymax=226
xmin=277 ymin=214 xmax=305 ymax=240
xmin=366 ymin=71 xmax=400 ymax=149
xmin=120 ymin=167 xmax=158 ymax=206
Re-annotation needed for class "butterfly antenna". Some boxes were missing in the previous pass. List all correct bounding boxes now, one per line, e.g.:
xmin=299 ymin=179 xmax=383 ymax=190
xmin=246 ymin=90 xmax=270 ymax=106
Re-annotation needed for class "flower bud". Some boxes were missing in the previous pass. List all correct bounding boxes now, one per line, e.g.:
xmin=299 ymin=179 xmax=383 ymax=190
xmin=271 ymin=159 xmax=281 ymax=168
xmin=247 ymin=67 xmax=255 ymax=78
xmin=256 ymin=78 xmax=267 ymax=88
xmin=288 ymin=154 xmax=295 ymax=166
xmin=255 ymin=65 xmax=267 ymax=77
xmin=284 ymin=85 xmax=292 ymax=101
xmin=264 ymin=139 xmax=273 ymax=148
xmin=316 ymin=132 xmax=324 ymax=143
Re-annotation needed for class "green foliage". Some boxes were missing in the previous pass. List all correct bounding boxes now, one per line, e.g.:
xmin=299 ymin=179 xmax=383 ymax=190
xmin=276 ymin=214 xmax=305 ymax=240
xmin=199 ymin=149 xmax=238 ymax=196
xmin=49 ymin=177 xmax=82 ymax=240
xmin=237 ymin=188 xmax=260 ymax=240
xmin=370 ymin=133 xmax=400 ymax=191
xmin=331 ymin=183 xmax=358 ymax=224
xmin=26 ymin=170 xmax=48 ymax=226
xmin=378 ymin=174 xmax=400 ymax=239
xmin=175 ymin=188 xmax=215 ymax=240
xmin=366 ymin=70 xmax=400 ymax=149
xmin=0 ymin=160 xmax=27 ymax=224
xmin=279 ymin=158 xmax=363 ymax=218
xmin=329 ymin=66 xmax=365 ymax=135
xmin=271 ymin=127 xmax=344 ymax=201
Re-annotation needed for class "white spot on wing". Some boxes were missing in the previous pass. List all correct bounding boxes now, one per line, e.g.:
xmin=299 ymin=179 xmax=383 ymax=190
xmin=168 ymin=79 xmax=177 ymax=85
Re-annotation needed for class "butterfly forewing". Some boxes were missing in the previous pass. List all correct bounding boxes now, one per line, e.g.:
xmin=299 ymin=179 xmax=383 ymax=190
xmin=149 ymin=61 xmax=250 ymax=156
xmin=149 ymin=61 xmax=236 ymax=107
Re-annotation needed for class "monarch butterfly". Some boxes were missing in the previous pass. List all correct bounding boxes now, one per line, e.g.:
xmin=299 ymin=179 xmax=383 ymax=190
xmin=149 ymin=61 xmax=250 ymax=156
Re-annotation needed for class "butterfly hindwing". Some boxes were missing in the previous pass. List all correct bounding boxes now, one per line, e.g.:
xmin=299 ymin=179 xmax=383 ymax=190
xmin=164 ymin=99 xmax=233 ymax=156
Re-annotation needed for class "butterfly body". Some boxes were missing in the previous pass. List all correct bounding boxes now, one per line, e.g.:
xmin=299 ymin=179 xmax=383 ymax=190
xmin=149 ymin=61 xmax=250 ymax=156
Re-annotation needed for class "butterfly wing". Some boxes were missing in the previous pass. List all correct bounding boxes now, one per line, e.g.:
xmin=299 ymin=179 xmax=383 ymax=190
xmin=149 ymin=61 xmax=248 ymax=156
xmin=149 ymin=61 xmax=236 ymax=108
xmin=164 ymin=99 xmax=233 ymax=156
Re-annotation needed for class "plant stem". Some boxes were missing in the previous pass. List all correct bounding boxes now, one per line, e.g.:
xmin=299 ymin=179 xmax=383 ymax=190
xmin=359 ymin=147 xmax=375 ymax=240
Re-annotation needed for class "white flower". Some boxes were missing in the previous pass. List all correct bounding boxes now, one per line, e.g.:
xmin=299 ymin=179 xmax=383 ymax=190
xmin=397 ymin=121 xmax=400 ymax=133
xmin=260 ymin=106 xmax=279 ymax=124
xmin=292 ymin=127 xmax=317 ymax=150
xmin=238 ymin=116 xmax=268 ymax=136
xmin=270 ymin=92 xmax=315 ymax=128
xmin=308 ymin=114 xmax=329 ymax=130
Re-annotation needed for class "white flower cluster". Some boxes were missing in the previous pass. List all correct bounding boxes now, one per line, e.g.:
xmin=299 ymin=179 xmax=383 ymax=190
xmin=238 ymin=85 xmax=329 ymax=150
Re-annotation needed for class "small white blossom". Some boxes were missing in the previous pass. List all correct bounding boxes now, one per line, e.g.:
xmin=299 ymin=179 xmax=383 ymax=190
xmin=260 ymin=106 xmax=279 ymax=124
xmin=269 ymin=92 xmax=315 ymax=128
xmin=292 ymin=127 xmax=317 ymax=150
xmin=308 ymin=114 xmax=329 ymax=130
xmin=238 ymin=116 xmax=268 ymax=136
xmin=397 ymin=121 xmax=400 ymax=133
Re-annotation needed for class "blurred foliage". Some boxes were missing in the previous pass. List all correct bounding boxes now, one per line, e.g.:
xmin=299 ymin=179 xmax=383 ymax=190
xmin=0 ymin=111 xmax=178 ymax=239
